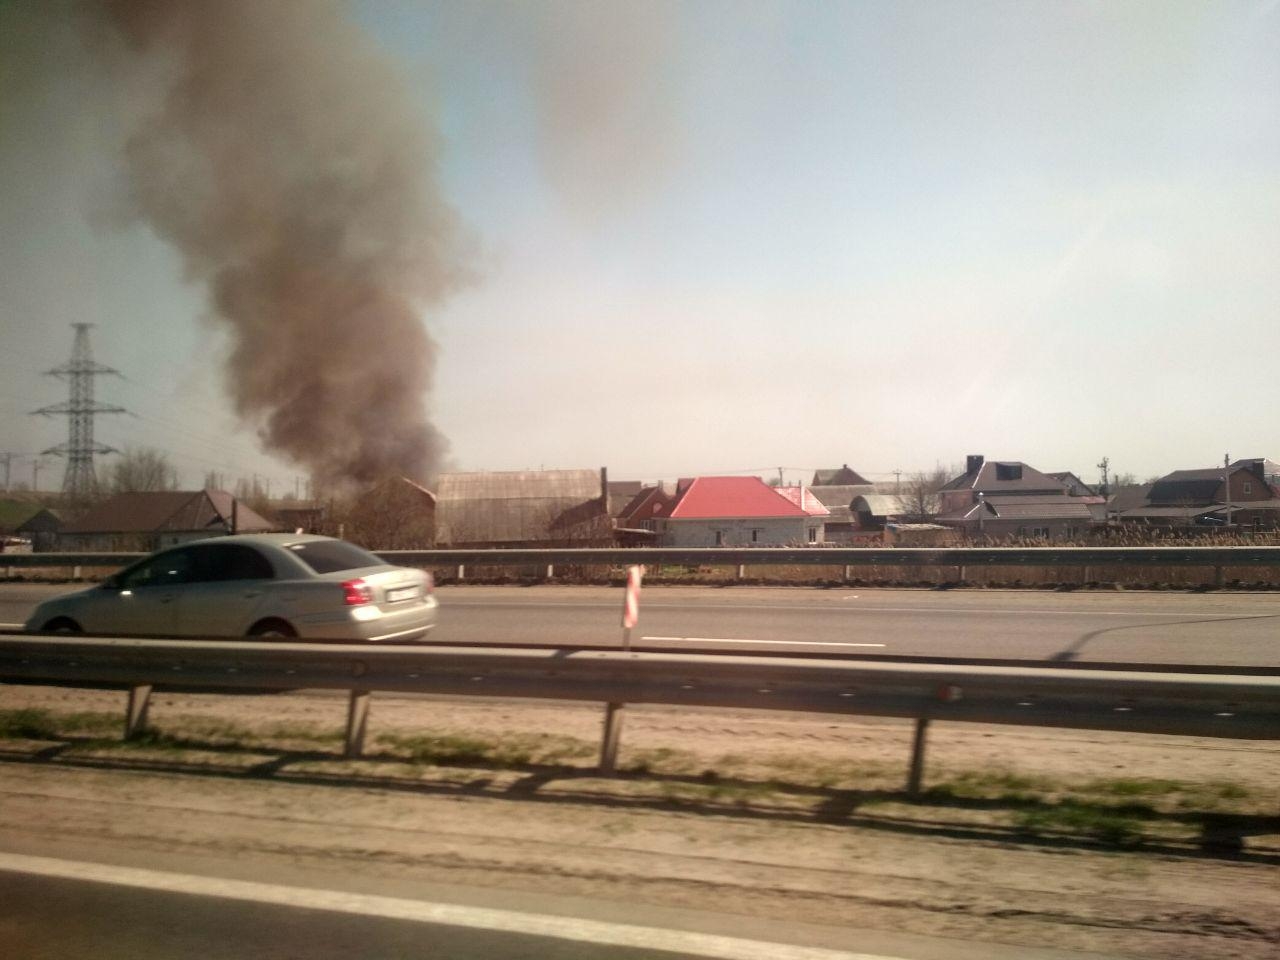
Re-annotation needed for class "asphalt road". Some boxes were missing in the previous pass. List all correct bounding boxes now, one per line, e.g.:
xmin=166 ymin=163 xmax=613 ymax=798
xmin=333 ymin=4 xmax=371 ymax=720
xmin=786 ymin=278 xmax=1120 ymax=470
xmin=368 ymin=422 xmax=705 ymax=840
xmin=0 ymin=867 xmax=721 ymax=960
xmin=0 ymin=852 xmax=1123 ymax=960
xmin=4 ymin=583 xmax=1278 ymax=665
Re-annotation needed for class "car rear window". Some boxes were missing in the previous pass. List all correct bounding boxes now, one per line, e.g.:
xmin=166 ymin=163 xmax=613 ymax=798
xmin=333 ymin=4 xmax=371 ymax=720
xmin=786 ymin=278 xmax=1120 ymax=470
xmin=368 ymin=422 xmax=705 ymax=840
xmin=286 ymin=540 xmax=383 ymax=574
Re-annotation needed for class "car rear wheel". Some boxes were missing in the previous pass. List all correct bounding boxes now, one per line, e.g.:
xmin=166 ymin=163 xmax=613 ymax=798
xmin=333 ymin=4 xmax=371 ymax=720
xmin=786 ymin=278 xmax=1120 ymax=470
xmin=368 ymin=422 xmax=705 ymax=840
xmin=247 ymin=619 xmax=296 ymax=640
xmin=42 ymin=618 xmax=82 ymax=634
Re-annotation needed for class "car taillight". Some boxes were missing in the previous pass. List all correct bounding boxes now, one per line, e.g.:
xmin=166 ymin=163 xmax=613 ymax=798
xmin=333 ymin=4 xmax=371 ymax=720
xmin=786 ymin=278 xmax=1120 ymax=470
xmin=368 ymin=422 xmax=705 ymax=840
xmin=342 ymin=578 xmax=374 ymax=606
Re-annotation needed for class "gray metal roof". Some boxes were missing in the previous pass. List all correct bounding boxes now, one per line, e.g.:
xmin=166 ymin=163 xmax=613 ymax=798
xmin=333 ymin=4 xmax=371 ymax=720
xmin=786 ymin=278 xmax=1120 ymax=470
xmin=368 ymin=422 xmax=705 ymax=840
xmin=435 ymin=469 xmax=604 ymax=544
xmin=811 ymin=465 xmax=870 ymax=485
xmin=1117 ymin=504 xmax=1222 ymax=519
xmin=61 ymin=490 xmax=276 ymax=535
xmin=809 ymin=484 xmax=877 ymax=508
xmin=984 ymin=497 xmax=1094 ymax=520
xmin=940 ymin=460 xmax=1067 ymax=494
xmin=852 ymin=494 xmax=913 ymax=517
xmin=437 ymin=470 xmax=602 ymax=502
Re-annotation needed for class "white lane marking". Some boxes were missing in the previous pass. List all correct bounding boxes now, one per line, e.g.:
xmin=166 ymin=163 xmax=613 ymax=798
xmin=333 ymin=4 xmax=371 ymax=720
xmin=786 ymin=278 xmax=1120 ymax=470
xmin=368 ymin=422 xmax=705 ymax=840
xmin=643 ymin=636 xmax=886 ymax=648
xmin=0 ymin=623 xmax=24 ymax=631
xmin=443 ymin=599 xmax=1273 ymax=619
xmin=0 ymin=852 xmax=899 ymax=960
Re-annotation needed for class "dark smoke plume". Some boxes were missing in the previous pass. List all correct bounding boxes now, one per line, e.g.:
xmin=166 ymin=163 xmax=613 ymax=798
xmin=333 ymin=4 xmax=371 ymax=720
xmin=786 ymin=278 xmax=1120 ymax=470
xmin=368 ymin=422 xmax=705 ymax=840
xmin=93 ymin=0 xmax=468 ymax=486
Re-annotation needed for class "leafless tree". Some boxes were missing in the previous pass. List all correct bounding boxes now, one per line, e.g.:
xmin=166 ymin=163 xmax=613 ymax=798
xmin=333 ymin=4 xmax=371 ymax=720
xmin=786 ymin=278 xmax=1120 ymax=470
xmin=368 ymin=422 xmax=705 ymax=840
xmin=341 ymin=478 xmax=435 ymax=549
xmin=902 ymin=464 xmax=950 ymax=519
xmin=233 ymin=475 xmax=273 ymax=517
xmin=108 ymin=447 xmax=179 ymax=494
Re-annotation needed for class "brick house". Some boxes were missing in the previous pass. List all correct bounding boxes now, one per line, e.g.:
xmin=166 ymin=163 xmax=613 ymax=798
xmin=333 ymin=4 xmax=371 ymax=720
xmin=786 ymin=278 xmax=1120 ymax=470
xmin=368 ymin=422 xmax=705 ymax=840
xmin=1116 ymin=458 xmax=1280 ymax=529
xmin=936 ymin=455 xmax=1096 ymax=539
xmin=58 ymin=490 xmax=276 ymax=552
xmin=653 ymin=476 xmax=820 ymax=547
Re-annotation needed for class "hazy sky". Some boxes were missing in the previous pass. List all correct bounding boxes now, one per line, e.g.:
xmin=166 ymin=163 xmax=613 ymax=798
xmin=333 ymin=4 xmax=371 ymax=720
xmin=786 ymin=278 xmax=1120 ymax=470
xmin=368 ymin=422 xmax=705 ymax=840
xmin=2 ymin=0 xmax=1278 ymax=493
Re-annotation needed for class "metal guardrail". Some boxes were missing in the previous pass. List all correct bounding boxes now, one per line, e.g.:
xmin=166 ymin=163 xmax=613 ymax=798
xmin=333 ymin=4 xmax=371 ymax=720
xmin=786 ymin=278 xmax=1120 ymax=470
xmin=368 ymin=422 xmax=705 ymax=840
xmin=1 ymin=552 xmax=146 ymax=572
xmin=2 ymin=634 xmax=1276 ymax=792
xmin=5 ymin=545 xmax=1280 ymax=579
xmin=379 ymin=546 xmax=1280 ymax=568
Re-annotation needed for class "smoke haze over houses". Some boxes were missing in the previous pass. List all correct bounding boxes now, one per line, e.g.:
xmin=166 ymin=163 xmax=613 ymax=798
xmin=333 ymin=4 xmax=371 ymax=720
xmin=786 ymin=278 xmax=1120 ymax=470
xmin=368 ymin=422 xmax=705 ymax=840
xmin=1 ymin=1 xmax=1277 ymax=491
xmin=91 ymin=0 xmax=470 ymax=487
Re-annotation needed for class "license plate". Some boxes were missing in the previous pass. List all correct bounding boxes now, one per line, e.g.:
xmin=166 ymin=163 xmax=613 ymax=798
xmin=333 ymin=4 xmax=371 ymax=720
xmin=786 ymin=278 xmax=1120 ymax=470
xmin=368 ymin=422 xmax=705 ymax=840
xmin=386 ymin=586 xmax=419 ymax=603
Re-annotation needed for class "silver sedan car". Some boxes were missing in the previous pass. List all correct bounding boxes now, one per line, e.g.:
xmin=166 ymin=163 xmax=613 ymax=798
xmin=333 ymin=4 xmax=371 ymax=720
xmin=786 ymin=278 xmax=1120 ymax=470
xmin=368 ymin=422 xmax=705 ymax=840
xmin=24 ymin=534 xmax=437 ymax=642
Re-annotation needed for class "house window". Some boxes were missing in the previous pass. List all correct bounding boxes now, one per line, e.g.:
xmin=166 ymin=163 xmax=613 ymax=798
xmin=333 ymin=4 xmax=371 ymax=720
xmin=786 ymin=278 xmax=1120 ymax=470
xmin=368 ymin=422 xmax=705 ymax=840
xmin=714 ymin=530 xmax=723 ymax=546
xmin=807 ymin=527 xmax=817 ymax=543
xmin=1243 ymin=482 xmax=1252 ymax=495
xmin=751 ymin=529 xmax=759 ymax=543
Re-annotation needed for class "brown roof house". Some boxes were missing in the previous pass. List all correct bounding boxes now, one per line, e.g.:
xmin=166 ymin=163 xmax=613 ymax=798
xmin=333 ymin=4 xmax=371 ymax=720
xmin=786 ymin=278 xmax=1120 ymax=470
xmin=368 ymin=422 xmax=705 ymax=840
xmin=614 ymin=483 xmax=681 ymax=545
xmin=936 ymin=455 xmax=1097 ymax=540
xmin=59 ymin=490 xmax=276 ymax=552
xmin=435 ymin=468 xmax=612 ymax=547
xmin=1115 ymin=458 xmax=1280 ymax=529
xmin=811 ymin=464 xmax=871 ymax=486
xmin=0 ymin=500 xmax=63 ymax=552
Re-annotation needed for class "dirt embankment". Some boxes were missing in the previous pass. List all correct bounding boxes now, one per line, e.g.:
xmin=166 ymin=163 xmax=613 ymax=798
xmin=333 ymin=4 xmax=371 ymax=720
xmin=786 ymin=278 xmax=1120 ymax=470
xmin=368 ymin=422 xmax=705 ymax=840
xmin=0 ymin=685 xmax=1277 ymax=959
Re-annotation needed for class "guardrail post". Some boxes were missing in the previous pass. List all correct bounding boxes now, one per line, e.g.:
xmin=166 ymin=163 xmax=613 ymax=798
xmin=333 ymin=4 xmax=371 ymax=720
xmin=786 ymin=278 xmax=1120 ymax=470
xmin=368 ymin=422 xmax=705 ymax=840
xmin=843 ymin=564 xmax=852 ymax=582
xmin=125 ymin=684 xmax=152 ymax=740
xmin=546 ymin=564 xmax=554 ymax=580
xmin=956 ymin=564 xmax=965 ymax=582
xmin=599 ymin=702 xmax=625 ymax=773
xmin=1214 ymin=565 xmax=1224 ymax=588
xmin=457 ymin=564 xmax=465 ymax=581
xmin=72 ymin=565 xmax=82 ymax=581
xmin=345 ymin=690 xmax=371 ymax=758
xmin=907 ymin=718 xmax=930 ymax=796
xmin=736 ymin=564 xmax=745 ymax=580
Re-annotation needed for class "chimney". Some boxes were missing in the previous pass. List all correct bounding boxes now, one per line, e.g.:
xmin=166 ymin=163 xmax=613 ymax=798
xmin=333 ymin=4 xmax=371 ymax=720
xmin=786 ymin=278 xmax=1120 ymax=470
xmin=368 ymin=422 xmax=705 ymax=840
xmin=966 ymin=454 xmax=984 ymax=475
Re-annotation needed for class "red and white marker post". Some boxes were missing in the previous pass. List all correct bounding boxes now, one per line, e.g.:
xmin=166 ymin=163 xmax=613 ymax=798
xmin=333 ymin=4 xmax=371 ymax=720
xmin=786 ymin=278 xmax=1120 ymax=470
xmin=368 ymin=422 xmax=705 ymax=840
xmin=620 ymin=564 xmax=643 ymax=651
xmin=601 ymin=564 xmax=643 ymax=774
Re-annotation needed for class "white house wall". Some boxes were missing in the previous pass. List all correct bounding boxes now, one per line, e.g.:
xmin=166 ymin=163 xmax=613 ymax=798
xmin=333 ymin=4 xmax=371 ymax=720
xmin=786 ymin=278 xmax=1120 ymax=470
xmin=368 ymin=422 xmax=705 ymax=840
xmin=659 ymin=517 xmax=818 ymax=547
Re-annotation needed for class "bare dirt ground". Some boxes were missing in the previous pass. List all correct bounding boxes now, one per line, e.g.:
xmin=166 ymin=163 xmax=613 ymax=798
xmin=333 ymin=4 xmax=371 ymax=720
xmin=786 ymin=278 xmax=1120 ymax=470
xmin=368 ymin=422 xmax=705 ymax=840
xmin=0 ymin=684 xmax=1277 ymax=959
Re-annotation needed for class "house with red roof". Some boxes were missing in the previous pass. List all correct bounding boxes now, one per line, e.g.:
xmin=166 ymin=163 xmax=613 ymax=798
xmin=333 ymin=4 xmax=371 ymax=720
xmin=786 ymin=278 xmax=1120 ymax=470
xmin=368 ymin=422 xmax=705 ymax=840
xmin=773 ymin=486 xmax=831 ymax=519
xmin=654 ymin=476 xmax=822 ymax=547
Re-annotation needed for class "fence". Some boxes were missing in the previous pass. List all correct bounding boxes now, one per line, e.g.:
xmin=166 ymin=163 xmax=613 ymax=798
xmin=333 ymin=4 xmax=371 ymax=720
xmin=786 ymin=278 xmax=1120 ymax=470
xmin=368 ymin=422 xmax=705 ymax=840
xmin=2 ymin=634 xmax=1276 ymax=794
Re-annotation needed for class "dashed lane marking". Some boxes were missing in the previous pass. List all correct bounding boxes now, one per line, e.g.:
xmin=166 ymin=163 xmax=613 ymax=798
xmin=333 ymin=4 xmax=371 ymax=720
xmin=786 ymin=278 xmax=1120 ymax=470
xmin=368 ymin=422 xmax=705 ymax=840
xmin=643 ymin=636 xmax=886 ymax=648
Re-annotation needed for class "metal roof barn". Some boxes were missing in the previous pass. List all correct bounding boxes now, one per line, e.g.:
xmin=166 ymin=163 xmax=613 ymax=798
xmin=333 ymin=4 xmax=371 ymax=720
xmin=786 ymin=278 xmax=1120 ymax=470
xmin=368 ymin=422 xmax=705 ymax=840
xmin=435 ymin=469 xmax=605 ymax=546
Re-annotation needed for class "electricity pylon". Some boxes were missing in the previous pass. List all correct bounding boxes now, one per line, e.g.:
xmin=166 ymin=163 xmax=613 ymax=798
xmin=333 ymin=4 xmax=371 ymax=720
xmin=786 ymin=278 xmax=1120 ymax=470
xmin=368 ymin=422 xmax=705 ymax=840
xmin=31 ymin=324 xmax=127 ymax=498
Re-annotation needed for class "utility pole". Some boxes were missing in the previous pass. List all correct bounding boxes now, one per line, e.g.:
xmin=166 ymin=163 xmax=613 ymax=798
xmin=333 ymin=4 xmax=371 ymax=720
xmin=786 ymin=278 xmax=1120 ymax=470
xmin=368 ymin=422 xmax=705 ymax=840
xmin=1096 ymin=456 xmax=1110 ymax=498
xmin=893 ymin=468 xmax=902 ymax=495
xmin=31 ymin=324 xmax=127 ymax=499
xmin=1224 ymin=453 xmax=1233 ymax=528
xmin=32 ymin=458 xmax=43 ymax=491
xmin=0 ymin=453 xmax=11 ymax=492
